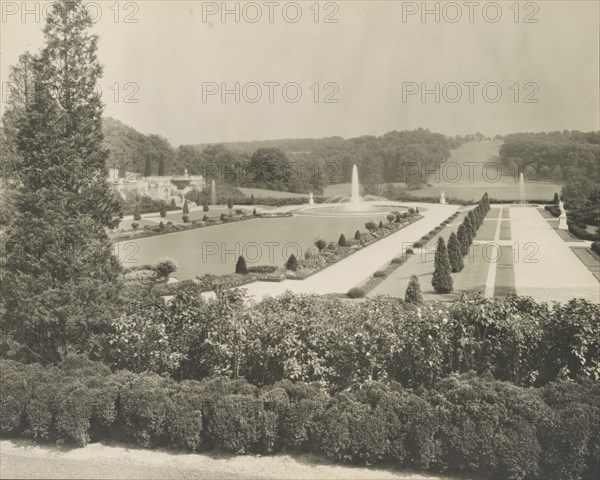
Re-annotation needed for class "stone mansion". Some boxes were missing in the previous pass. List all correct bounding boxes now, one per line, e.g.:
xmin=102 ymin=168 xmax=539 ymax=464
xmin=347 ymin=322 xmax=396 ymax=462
xmin=107 ymin=168 xmax=205 ymax=204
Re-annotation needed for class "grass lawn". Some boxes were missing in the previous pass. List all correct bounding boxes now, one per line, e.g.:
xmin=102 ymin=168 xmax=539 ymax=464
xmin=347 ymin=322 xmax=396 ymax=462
xmin=499 ymin=221 xmax=512 ymax=241
xmin=571 ymin=247 xmax=600 ymax=281
xmin=494 ymin=245 xmax=516 ymax=298
xmin=473 ymin=217 xmax=498 ymax=241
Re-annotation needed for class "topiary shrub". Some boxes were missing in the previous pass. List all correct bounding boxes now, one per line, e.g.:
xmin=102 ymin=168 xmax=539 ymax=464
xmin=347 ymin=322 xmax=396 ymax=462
xmin=203 ymin=201 xmax=209 ymax=212
xmin=131 ymin=222 xmax=139 ymax=230
xmin=354 ymin=230 xmax=361 ymax=240
xmin=158 ymin=221 xmax=165 ymax=230
xmin=413 ymin=241 xmax=423 ymax=248
xmin=373 ymin=270 xmax=386 ymax=278
xmin=391 ymin=257 xmax=404 ymax=264
xmin=133 ymin=205 xmax=141 ymax=221
xmin=159 ymin=204 xmax=167 ymax=218
xmin=182 ymin=201 xmax=189 ymax=215
xmin=220 ymin=213 xmax=226 ymax=221
xmin=378 ymin=220 xmax=385 ymax=229
xmin=286 ymin=254 xmax=299 ymax=271
xmin=347 ymin=287 xmax=366 ymax=298
xmin=235 ymin=256 xmax=248 ymax=275
xmin=182 ymin=214 xmax=189 ymax=223
xmin=338 ymin=233 xmax=347 ymax=247
xmin=405 ymin=275 xmax=423 ymax=304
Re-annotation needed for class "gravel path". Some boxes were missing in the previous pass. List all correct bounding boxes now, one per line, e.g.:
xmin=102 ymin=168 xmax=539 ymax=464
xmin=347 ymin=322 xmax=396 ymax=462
xmin=0 ymin=440 xmax=459 ymax=480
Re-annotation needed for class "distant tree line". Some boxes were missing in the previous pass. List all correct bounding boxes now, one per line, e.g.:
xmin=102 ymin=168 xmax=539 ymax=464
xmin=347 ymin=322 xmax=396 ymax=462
xmin=499 ymin=130 xmax=600 ymax=182
xmin=101 ymin=121 xmax=465 ymax=193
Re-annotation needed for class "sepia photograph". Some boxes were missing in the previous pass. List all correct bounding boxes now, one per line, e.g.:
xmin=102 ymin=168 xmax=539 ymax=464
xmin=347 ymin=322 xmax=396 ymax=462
xmin=0 ymin=1 xmax=599 ymax=479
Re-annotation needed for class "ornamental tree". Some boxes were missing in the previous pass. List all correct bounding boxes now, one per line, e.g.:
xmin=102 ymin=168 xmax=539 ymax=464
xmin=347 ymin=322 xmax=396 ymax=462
xmin=432 ymin=237 xmax=453 ymax=294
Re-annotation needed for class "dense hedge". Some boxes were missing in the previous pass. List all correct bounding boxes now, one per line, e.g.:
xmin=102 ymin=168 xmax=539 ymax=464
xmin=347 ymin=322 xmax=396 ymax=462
xmin=545 ymin=205 xmax=561 ymax=217
xmin=1 ymin=358 xmax=598 ymax=479
xmin=568 ymin=222 xmax=600 ymax=241
xmin=592 ymin=241 xmax=600 ymax=256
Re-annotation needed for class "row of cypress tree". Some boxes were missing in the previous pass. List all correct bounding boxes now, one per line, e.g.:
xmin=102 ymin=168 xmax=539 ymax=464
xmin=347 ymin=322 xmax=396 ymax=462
xmin=432 ymin=194 xmax=490 ymax=294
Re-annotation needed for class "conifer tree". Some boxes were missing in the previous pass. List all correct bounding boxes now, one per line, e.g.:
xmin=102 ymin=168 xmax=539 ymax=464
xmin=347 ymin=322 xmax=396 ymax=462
xmin=1 ymin=0 xmax=122 ymax=362
xmin=405 ymin=275 xmax=423 ymax=304
xmin=182 ymin=200 xmax=189 ymax=215
xmin=457 ymin=224 xmax=469 ymax=256
xmin=159 ymin=203 xmax=167 ymax=218
xmin=354 ymin=230 xmax=361 ymax=240
xmin=338 ymin=233 xmax=347 ymax=246
xmin=286 ymin=254 xmax=299 ymax=271
xmin=235 ymin=256 xmax=248 ymax=274
xmin=432 ymin=237 xmax=453 ymax=294
xmin=447 ymin=232 xmax=464 ymax=272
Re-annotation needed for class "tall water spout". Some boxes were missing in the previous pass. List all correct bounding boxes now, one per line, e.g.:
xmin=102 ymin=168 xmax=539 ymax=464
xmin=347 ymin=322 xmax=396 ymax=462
xmin=211 ymin=179 xmax=216 ymax=206
xmin=350 ymin=165 xmax=361 ymax=211
xmin=519 ymin=172 xmax=525 ymax=205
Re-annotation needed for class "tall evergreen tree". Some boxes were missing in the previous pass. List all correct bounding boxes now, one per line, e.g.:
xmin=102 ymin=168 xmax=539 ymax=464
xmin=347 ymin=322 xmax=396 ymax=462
xmin=182 ymin=200 xmax=189 ymax=214
xmin=1 ymin=0 xmax=122 ymax=362
xmin=464 ymin=216 xmax=475 ymax=243
xmin=457 ymin=224 xmax=469 ymax=256
xmin=447 ymin=232 xmax=464 ymax=272
xmin=432 ymin=237 xmax=453 ymax=294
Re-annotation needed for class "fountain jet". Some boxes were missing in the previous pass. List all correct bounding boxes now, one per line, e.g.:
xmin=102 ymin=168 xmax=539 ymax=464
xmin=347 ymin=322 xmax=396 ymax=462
xmin=350 ymin=165 xmax=361 ymax=211
xmin=211 ymin=179 xmax=216 ymax=206
xmin=519 ymin=172 xmax=525 ymax=205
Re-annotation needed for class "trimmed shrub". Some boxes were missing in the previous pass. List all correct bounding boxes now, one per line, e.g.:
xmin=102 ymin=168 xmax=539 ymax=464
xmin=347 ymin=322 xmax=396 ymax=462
xmin=338 ymin=233 xmax=347 ymax=247
xmin=378 ymin=220 xmax=385 ymax=229
xmin=354 ymin=230 xmax=361 ymax=240
xmin=568 ymin=222 xmax=600 ymax=241
xmin=405 ymin=275 xmax=423 ymax=304
xmin=413 ymin=241 xmax=424 ymax=248
xmin=182 ymin=201 xmax=189 ymax=215
xmin=286 ymin=254 xmax=299 ymax=271
xmin=182 ymin=215 xmax=189 ymax=223
xmin=115 ymin=373 xmax=172 ymax=448
xmin=431 ymin=375 xmax=548 ymax=479
xmin=592 ymin=241 xmax=600 ymax=256
xmin=158 ymin=221 xmax=165 ymax=230
xmin=235 ymin=256 xmax=248 ymax=275
xmin=133 ymin=205 xmax=141 ymax=221
xmin=391 ymin=256 xmax=404 ymax=264
xmin=206 ymin=394 xmax=267 ymax=454
xmin=220 ymin=213 xmax=226 ymax=221
xmin=203 ymin=201 xmax=209 ymax=212
xmin=314 ymin=398 xmax=388 ymax=463
xmin=159 ymin=204 xmax=167 ymax=217
xmin=248 ymin=265 xmax=278 ymax=274
xmin=347 ymin=287 xmax=365 ymax=298
xmin=373 ymin=270 xmax=386 ymax=278
xmin=131 ymin=222 xmax=139 ymax=230
xmin=166 ymin=381 xmax=205 ymax=452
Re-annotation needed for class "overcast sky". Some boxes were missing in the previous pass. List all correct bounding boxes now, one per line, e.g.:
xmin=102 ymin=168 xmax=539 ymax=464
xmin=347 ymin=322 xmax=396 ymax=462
xmin=1 ymin=1 xmax=598 ymax=145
